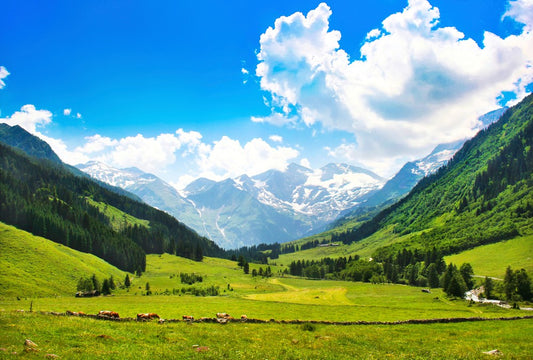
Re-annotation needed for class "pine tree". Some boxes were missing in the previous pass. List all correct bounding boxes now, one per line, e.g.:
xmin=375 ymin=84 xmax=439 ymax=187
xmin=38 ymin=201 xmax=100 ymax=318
xmin=145 ymin=282 xmax=152 ymax=295
xmin=446 ymin=272 xmax=467 ymax=298
xmin=515 ymin=269 xmax=532 ymax=301
xmin=109 ymin=275 xmax=116 ymax=290
xmin=243 ymin=262 xmax=250 ymax=274
xmin=91 ymin=274 xmax=101 ymax=293
xmin=102 ymin=279 xmax=111 ymax=295
xmin=504 ymin=266 xmax=515 ymax=300
xmin=459 ymin=263 xmax=474 ymax=290
xmin=484 ymin=276 xmax=493 ymax=299
xmin=427 ymin=263 xmax=440 ymax=288
xmin=124 ymin=274 xmax=131 ymax=288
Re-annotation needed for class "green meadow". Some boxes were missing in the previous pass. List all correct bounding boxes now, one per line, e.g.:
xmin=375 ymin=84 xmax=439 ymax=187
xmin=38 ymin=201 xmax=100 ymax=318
xmin=0 ymin=223 xmax=126 ymax=298
xmin=445 ymin=235 xmax=533 ymax=278
xmin=0 ymin=311 xmax=532 ymax=359
xmin=1 ymin=223 xmax=532 ymax=358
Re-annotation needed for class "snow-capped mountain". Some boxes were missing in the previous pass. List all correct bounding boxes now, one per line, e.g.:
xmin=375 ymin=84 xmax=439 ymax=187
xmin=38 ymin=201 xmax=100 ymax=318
xmin=76 ymin=161 xmax=385 ymax=248
xmin=75 ymin=161 xmax=206 ymax=234
xmin=76 ymin=107 xmax=507 ymax=249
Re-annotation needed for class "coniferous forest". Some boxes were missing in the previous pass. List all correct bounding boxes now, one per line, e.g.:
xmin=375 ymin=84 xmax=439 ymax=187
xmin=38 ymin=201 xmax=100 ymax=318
xmin=0 ymin=142 xmax=224 ymax=272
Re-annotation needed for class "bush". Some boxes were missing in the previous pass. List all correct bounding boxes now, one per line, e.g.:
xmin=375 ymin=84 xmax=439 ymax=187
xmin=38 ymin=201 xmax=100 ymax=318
xmin=301 ymin=323 xmax=316 ymax=332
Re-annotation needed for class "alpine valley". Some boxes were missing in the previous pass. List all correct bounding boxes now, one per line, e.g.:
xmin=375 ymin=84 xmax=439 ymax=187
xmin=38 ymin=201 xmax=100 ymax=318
xmin=75 ymin=109 xmax=505 ymax=249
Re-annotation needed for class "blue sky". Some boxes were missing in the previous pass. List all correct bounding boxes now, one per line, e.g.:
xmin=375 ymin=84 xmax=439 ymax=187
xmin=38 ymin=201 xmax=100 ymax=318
xmin=1 ymin=0 xmax=532 ymax=188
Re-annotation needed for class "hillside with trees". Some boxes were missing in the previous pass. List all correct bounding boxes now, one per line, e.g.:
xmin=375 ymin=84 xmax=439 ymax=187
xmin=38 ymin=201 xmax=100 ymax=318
xmin=326 ymin=94 xmax=533 ymax=259
xmin=0 ymin=138 xmax=225 ymax=272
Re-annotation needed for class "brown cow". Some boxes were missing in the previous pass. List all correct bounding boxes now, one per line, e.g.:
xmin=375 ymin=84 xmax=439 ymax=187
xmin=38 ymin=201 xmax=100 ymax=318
xmin=66 ymin=310 xmax=86 ymax=316
xmin=182 ymin=315 xmax=194 ymax=321
xmin=216 ymin=312 xmax=231 ymax=319
xmin=98 ymin=310 xmax=120 ymax=318
xmin=137 ymin=313 xmax=160 ymax=321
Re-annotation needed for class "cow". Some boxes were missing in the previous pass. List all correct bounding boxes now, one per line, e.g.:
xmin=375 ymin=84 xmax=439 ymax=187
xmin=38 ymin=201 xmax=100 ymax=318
xmin=137 ymin=313 xmax=160 ymax=321
xmin=241 ymin=315 xmax=248 ymax=319
xmin=216 ymin=312 xmax=231 ymax=319
xmin=66 ymin=310 xmax=86 ymax=316
xmin=182 ymin=315 xmax=194 ymax=321
xmin=98 ymin=310 xmax=120 ymax=318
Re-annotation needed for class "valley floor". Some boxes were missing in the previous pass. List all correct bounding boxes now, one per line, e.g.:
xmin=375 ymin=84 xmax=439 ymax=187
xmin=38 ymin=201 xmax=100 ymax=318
xmin=2 ymin=245 xmax=532 ymax=358
xmin=0 ymin=311 xmax=531 ymax=359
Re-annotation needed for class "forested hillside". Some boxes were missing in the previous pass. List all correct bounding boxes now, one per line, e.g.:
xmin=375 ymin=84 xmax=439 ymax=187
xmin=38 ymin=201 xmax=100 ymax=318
xmin=0 ymin=141 xmax=224 ymax=272
xmin=330 ymin=94 xmax=533 ymax=259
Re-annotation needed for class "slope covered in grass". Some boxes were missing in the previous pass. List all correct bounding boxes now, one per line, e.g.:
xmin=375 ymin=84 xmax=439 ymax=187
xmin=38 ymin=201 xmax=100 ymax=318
xmin=445 ymin=235 xmax=533 ymax=278
xmin=0 ymin=222 xmax=126 ymax=298
xmin=319 ymin=94 xmax=533 ymax=260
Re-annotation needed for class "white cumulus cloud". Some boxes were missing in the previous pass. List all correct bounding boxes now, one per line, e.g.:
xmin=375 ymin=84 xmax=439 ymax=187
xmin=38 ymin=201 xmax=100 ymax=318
xmin=269 ymin=134 xmax=283 ymax=142
xmin=0 ymin=104 xmax=90 ymax=164
xmin=63 ymin=108 xmax=72 ymax=116
xmin=192 ymin=136 xmax=299 ymax=182
xmin=255 ymin=0 xmax=533 ymax=174
xmin=0 ymin=66 xmax=9 ymax=89
xmin=1 ymin=104 xmax=52 ymax=133
xmin=504 ymin=0 xmax=533 ymax=31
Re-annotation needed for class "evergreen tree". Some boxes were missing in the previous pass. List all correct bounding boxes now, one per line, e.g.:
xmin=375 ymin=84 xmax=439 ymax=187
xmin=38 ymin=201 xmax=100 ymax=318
xmin=504 ymin=266 xmax=515 ymax=300
xmin=237 ymin=255 xmax=245 ymax=268
xmin=109 ymin=275 xmax=116 ymax=290
xmin=124 ymin=274 xmax=131 ymax=288
xmin=515 ymin=269 xmax=532 ymax=301
xmin=91 ymin=274 xmax=101 ymax=293
xmin=102 ymin=279 xmax=111 ymax=295
xmin=446 ymin=272 xmax=467 ymax=298
xmin=145 ymin=282 xmax=152 ymax=295
xmin=484 ymin=276 xmax=493 ymax=299
xmin=243 ymin=262 xmax=250 ymax=274
xmin=459 ymin=263 xmax=474 ymax=290
xmin=427 ymin=263 xmax=440 ymax=288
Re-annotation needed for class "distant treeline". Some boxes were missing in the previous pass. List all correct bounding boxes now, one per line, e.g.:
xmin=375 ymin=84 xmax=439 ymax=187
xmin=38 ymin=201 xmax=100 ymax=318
xmin=289 ymin=248 xmax=447 ymax=287
xmin=0 ymin=143 xmax=224 ymax=272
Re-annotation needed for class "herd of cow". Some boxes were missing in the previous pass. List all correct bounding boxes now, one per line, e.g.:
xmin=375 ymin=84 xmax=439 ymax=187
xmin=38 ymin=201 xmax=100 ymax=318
xmin=64 ymin=310 xmax=248 ymax=324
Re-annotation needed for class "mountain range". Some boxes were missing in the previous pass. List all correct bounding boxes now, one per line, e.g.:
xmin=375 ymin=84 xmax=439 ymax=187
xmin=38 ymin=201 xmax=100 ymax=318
xmin=76 ymin=108 xmax=505 ymax=249
xmin=78 ymin=161 xmax=385 ymax=248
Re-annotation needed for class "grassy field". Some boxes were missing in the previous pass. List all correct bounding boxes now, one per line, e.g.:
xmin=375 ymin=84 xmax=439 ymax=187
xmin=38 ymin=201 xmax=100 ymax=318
xmin=85 ymin=197 xmax=150 ymax=231
xmin=445 ymin=235 xmax=533 ymax=278
xmin=0 ymin=222 xmax=126 ymax=298
xmin=2 ymin=224 xmax=532 ymax=358
xmin=0 ymin=311 xmax=531 ymax=359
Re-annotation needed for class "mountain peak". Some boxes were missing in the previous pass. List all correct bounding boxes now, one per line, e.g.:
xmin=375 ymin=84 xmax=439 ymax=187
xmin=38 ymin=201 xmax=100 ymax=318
xmin=0 ymin=122 xmax=62 ymax=164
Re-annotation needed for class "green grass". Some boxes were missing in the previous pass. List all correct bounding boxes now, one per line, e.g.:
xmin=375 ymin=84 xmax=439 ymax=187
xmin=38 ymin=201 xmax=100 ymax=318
xmin=276 ymin=225 xmax=416 ymax=265
xmin=85 ymin=197 xmax=150 ymax=231
xmin=0 ymin=311 xmax=531 ymax=359
xmin=0 ymin=222 xmax=126 ymax=298
xmin=1 ymin=229 xmax=532 ymax=358
xmin=445 ymin=235 xmax=533 ymax=278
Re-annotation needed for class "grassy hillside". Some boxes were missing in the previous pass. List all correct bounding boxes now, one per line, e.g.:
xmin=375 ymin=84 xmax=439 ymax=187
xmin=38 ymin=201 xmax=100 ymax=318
xmin=85 ymin=197 xmax=150 ymax=231
xmin=0 ymin=222 xmax=126 ymax=298
xmin=308 ymin=94 xmax=533 ymax=262
xmin=445 ymin=235 xmax=533 ymax=278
